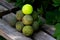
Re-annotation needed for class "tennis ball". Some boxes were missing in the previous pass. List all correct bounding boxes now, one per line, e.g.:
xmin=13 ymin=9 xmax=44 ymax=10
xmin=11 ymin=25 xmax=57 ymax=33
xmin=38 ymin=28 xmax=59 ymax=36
xmin=16 ymin=21 xmax=24 ymax=31
xmin=22 ymin=15 xmax=33 ymax=25
xmin=32 ymin=11 xmax=38 ymax=21
xmin=22 ymin=26 xmax=33 ymax=36
xmin=32 ymin=21 xmax=39 ymax=31
xmin=22 ymin=4 xmax=33 ymax=14
xmin=16 ymin=10 xmax=24 ymax=21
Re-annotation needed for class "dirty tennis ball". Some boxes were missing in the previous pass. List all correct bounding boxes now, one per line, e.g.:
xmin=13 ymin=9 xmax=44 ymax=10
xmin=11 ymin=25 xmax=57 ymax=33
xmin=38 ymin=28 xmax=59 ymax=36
xmin=32 ymin=11 xmax=38 ymax=21
xmin=22 ymin=15 xmax=33 ymax=25
xmin=16 ymin=21 xmax=24 ymax=31
xmin=16 ymin=10 xmax=24 ymax=21
xmin=32 ymin=21 xmax=39 ymax=31
xmin=22 ymin=26 xmax=33 ymax=36
xmin=22 ymin=4 xmax=33 ymax=14
xmin=3 ymin=13 xmax=17 ymax=26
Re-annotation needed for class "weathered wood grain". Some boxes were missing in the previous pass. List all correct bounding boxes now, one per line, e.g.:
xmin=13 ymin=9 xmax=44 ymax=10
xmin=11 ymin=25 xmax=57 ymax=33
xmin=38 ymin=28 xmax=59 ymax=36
xmin=0 ymin=19 xmax=32 ymax=40
xmin=42 ymin=24 xmax=55 ymax=36
xmin=0 ymin=0 xmax=15 ymax=10
xmin=33 ymin=31 xmax=56 ymax=40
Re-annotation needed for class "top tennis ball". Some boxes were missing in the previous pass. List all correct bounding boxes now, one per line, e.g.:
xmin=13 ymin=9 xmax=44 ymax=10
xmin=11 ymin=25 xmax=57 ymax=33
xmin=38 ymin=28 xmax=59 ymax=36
xmin=22 ymin=4 xmax=33 ymax=14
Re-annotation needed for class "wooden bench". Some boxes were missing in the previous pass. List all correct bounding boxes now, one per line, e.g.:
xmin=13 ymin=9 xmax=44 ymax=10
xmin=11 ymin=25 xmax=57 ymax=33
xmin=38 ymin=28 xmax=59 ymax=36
xmin=0 ymin=0 xmax=56 ymax=40
xmin=0 ymin=5 xmax=8 ymax=12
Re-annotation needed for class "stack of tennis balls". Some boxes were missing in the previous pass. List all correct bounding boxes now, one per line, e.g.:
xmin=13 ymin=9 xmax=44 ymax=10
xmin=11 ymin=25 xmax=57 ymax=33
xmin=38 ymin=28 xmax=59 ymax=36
xmin=16 ymin=4 xmax=40 ymax=36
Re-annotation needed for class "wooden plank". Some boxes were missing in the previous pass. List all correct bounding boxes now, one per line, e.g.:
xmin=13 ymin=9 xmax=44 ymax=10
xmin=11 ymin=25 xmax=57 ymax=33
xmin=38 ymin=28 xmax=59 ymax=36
xmin=0 ymin=0 xmax=15 ymax=10
xmin=42 ymin=24 xmax=55 ymax=36
xmin=33 ymin=31 xmax=56 ymax=40
xmin=0 ymin=5 xmax=9 ymax=17
xmin=0 ymin=19 xmax=32 ymax=40
xmin=0 ymin=5 xmax=8 ymax=12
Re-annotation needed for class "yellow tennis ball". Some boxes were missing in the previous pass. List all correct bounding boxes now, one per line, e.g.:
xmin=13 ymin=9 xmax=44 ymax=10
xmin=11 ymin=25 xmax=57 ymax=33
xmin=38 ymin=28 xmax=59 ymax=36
xmin=22 ymin=26 xmax=33 ymax=36
xmin=22 ymin=4 xmax=33 ymax=14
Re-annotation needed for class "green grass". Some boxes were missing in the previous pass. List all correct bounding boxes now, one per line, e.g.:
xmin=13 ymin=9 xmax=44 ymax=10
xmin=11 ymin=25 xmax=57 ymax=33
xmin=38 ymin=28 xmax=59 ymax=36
xmin=0 ymin=36 xmax=6 ymax=40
